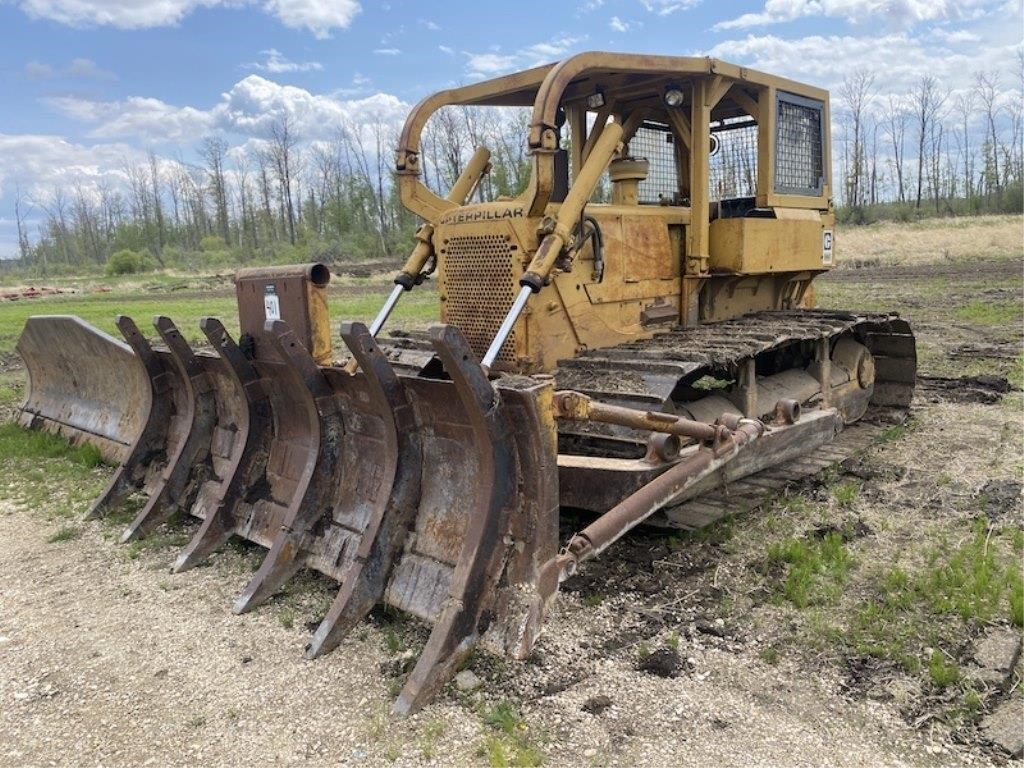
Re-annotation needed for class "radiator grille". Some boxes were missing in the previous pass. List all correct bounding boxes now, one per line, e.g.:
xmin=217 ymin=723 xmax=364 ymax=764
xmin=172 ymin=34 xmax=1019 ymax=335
xmin=440 ymin=234 xmax=518 ymax=364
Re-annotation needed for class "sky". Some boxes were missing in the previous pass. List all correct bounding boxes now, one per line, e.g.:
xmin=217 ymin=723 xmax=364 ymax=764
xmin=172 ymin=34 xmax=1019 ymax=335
xmin=0 ymin=0 xmax=1021 ymax=257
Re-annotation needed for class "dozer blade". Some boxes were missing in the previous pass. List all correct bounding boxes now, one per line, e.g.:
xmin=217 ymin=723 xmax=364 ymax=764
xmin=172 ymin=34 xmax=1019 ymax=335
xmin=16 ymin=315 xmax=151 ymax=462
xmin=15 ymin=313 xmax=560 ymax=714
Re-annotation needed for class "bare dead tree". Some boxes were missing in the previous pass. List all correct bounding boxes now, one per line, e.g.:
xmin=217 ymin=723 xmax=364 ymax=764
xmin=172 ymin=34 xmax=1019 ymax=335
xmin=14 ymin=183 xmax=32 ymax=261
xmin=910 ymin=76 xmax=946 ymax=209
xmin=882 ymin=95 xmax=909 ymax=203
xmin=268 ymin=116 xmax=299 ymax=245
xmin=201 ymin=137 xmax=232 ymax=245
xmin=975 ymin=71 xmax=1003 ymax=196
xmin=839 ymin=70 xmax=875 ymax=210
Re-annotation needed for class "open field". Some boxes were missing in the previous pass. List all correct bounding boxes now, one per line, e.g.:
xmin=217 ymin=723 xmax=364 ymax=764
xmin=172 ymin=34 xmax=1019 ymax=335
xmin=0 ymin=215 xmax=1022 ymax=767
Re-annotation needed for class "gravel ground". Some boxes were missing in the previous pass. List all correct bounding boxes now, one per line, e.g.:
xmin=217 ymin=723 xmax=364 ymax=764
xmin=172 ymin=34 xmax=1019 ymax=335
xmin=0 ymin=486 xmax=985 ymax=768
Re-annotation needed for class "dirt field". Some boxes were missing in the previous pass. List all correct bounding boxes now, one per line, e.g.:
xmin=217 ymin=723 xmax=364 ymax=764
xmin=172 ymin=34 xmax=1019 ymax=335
xmin=1 ymin=215 xmax=1022 ymax=767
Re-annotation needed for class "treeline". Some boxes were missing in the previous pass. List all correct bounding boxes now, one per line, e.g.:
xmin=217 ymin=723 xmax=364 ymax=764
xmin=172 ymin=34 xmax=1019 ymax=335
xmin=13 ymin=107 xmax=532 ymax=274
xmin=835 ymin=64 xmax=1024 ymax=223
xmin=11 ymin=61 xmax=1024 ymax=274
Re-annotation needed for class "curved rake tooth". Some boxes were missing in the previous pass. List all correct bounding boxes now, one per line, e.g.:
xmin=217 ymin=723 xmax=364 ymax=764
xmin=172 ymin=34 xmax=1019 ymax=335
xmin=119 ymin=316 xmax=217 ymax=543
xmin=173 ymin=317 xmax=271 ymax=573
xmin=306 ymin=321 xmax=423 ymax=659
xmin=232 ymin=319 xmax=341 ymax=615
xmin=393 ymin=324 xmax=517 ymax=717
xmin=87 ymin=315 xmax=175 ymax=519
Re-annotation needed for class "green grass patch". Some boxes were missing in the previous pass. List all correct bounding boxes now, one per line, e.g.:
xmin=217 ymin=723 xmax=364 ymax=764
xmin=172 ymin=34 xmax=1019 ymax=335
xmin=418 ymin=720 xmax=446 ymax=760
xmin=831 ymin=481 xmax=859 ymax=507
xmin=954 ymin=300 xmax=1021 ymax=327
xmin=46 ymin=525 xmax=80 ymax=543
xmin=0 ymin=283 xmax=439 ymax=356
xmin=0 ymin=423 xmax=109 ymax=519
xmin=846 ymin=519 xmax=1023 ymax=679
xmin=767 ymin=532 xmax=855 ymax=608
xmin=122 ymin=526 xmax=192 ymax=560
xmin=479 ymin=701 xmax=544 ymax=768
xmin=880 ymin=424 xmax=908 ymax=442
xmin=1010 ymin=353 xmax=1024 ymax=391
xmin=928 ymin=650 xmax=960 ymax=688
xmin=0 ymin=422 xmax=104 ymax=467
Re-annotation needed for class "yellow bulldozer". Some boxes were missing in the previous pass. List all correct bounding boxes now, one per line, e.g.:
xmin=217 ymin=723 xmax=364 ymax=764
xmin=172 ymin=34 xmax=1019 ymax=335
xmin=15 ymin=52 xmax=915 ymax=714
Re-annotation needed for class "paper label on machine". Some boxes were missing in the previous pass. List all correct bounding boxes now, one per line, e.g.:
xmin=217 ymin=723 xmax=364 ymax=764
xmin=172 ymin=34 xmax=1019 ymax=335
xmin=822 ymin=230 xmax=834 ymax=265
xmin=264 ymin=285 xmax=281 ymax=321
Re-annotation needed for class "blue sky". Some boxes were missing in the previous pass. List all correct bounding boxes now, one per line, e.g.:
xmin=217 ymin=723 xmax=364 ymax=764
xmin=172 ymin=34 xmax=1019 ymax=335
xmin=1 ymin=0 xmax=1021 ymax=256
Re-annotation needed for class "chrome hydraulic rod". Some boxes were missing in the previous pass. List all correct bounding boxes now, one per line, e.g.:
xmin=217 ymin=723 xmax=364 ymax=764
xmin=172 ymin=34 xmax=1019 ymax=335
xmin=481 ymin=123 xmax=623 ymax=372
xmin=368 ymin=284 xmax=405 ymax=337
xmin=482 ymin=285 xmax=532 ymax=370
xmin=345 ymin=147 xmax=490 ymax=373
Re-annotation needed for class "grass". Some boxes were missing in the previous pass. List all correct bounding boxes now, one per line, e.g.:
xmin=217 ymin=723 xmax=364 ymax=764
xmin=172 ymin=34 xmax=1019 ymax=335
xmin=954 ymin=300 xmax=1021 ymax=327
xmin=928 ymin=650 xmax=961 ymax=688
xmin=46 ymin=525 xmax=80 ymax=543
xmin=844 ymin=519 xmax=1023 ymax=679
xmin=418 ymin=720 xmax=446 ymax=760
xmin=0 ymin=281 xmax=439 ymax=356
xmin=479 ymin=701 xmax=544 ymax=768
xmin=767 ymin=532 xmax=855 ymax=608
xmin=0 ymin=422 xmax=104 ymax=467
xmin=831 ymin=481 xmax=860 ymax=507
xmin=0 ymin=423 xmax=108 ymax=520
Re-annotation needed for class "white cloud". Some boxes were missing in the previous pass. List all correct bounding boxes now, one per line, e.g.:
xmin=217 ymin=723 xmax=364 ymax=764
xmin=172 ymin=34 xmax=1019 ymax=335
xmin=0 ymin=133 xmax=144 ymax=201
xmin=43 ymin=75 xmax=410 ymax=143
xmin=418 ymin=18 xmax=439 ymax=30
xmin=15 ymin=0 xmax=360 ymax=37
xmin=216 ymin=75 xmax=408 ymax=138
xmin=373 ymin=47 xmax=401 ymax=55
xmin=44 ymin=94 xmax=215 ymax=142
xmin=260 ymin=0 xmax=360 ymax=37
xmin=930 ymin=27 xmax=981 ymax=42
xmin=707 ymin=31 xmax=1020 ymax=95
xmin=438 ymin=45 xmax=455 ymax=55
xmin=715 ymin=0 xmax=996 ymax=30
xmin=244 ymin=49 xmax=322 ymax=73
xmin=464 ymin=52 xmax=520 ymax=76
xmin=639 ymin=0 xmax=702 ymax=16
xmin=609 ymin=15 xmax=641 ymax=31
xmin=24 ymin=57 xmax=116 ymax=80
xmin=463 ymin=35 xmax=584 ymax=78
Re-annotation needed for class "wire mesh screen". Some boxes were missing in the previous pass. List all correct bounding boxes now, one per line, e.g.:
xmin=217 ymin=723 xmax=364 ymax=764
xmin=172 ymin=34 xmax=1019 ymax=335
xmin=709 ymin=118 xmax=758 ymax=200
xmin=628 ymin=123 xmax=679 ymax=204
xmin=775 ymin=94 xmax=824 ymax=195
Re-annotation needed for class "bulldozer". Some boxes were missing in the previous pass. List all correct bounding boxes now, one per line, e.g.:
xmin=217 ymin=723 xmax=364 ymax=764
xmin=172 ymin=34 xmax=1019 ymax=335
xmin=14 ymin=53 xmax=916 ymax=714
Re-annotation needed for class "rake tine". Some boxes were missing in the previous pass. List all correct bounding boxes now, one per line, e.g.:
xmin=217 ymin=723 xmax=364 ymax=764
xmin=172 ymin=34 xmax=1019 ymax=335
xmin=306 ymin=321 xmax=423 ymax=659
xmin=393 ymin=324 xmax=517 ymax=716
xmin=232 ymin=319 xmax=341 ymax=614
xmin=173 ymin=318 xmax=272 ymax=573
xmin=87 ymin=316 xmax=174 ymax=519
xmin=119 ymin=316 xmax=217 ymax=543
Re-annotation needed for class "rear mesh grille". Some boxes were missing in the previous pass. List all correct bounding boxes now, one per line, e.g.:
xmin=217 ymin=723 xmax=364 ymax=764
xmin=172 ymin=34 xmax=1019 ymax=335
xmin=441 ymin=234 xmax=517 ymax=364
